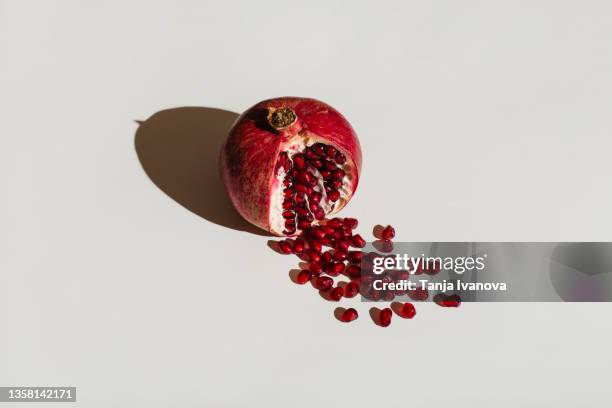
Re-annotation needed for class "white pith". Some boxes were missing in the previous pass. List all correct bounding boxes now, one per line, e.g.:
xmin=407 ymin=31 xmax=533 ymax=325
xmin=269 ymin=137 xmax=353 ymax=236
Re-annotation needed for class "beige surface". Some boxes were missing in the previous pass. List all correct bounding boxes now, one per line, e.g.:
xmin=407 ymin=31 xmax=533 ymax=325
xmin=2 ymin=1 xmax=612 ymax=406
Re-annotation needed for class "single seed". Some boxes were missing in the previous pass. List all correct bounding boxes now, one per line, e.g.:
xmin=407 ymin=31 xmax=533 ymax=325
xmin=298 ymin=219 xmax=311 ymax=230
xmin=321 ymin=251 xmax=333 ymax=264
xmin=331 ymin=169 xmax=345 ymax=180
xmin=328 ymin=190 xmax=340 ymax=202
xmin=335 ymin=240 xmax=350 ymax=252
xmin=293 ymin=238 xmax=305 ymax=254
xmin=379 ymin=308 xmax=392 ymax=327
xmin=329 ymin=180 xmax=342 ymax=189
xmin=330 ymin=286 xmax=344 ymax=301
xmin=315 ymin=276 xmax=333 ymax=291
xmin=312 ymin=228 xmax=325 ymax=240
xmin=350 ymin=234 xmax=366 ymax=248
xmin=348 ymin=251 xmax=363 ymax=263
xmin=310 ymin=192 xmax=322 ymax=203
xmin=345 ymin=265 xmax=361 ymax=278
xmin=324 ymin=262 xmax=345 ymax=276
xmin=309 ymin=262 xmax=322 ymax=274
xmin=397 ymin=303 xmax=416 ymax=318
xmin=382 ymin=225 xmax=395 ymax=241
xmin=293 ymin=154 xmax=305 ymax=169
xmin=306 ymin=250 xmax=321 ymax=263
xmin=278 ymin=240 xmax=293 ymax=254
xmin=335 ymin=152 xmax=346 ymax=164
xmin=309 ymin=240 xmax=323 ymax=253
xmin=333 ymin=250 xmax=348 ymax=262
xmin=340 ymin=308 xmax=358 ymax=322
xmin=320 ymin=170 xmax=331 ymax=178
xmin=327 ymin=218 xmax=343 ymax=229
xmin=344 ymin=282 xmax=359 ymax=298
xmin=344 ymin=218 xmax=358 ymax=229
xmin=294 ymin=184 xmax=308 ymax=194
xmin=314 ymin=209 xmax=325 ymax=220
xmin=296 ymin=270 xmax=312 ymax=284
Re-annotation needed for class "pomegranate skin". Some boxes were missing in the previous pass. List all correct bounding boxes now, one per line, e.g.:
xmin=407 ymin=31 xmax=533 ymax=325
xmin=220 ymin=97 xmax=362 ymax=236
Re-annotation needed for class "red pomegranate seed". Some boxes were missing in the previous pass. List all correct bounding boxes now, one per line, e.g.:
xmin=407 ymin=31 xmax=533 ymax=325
xmin=345 ymin=265 xmax=361 ymax=278
xmin=379 ymin=308 xmax=392 ymax=327
xmin=330 ymin=286 xmax=344 ymax=301
xmin=340 ymin=308 xmax=358 ymax=322
xmin=350 ymin=234 xmax=366 ymax=248
xmin=282 ymin=210 xmax=295 ymax=219
xmin=309 ymin=262 xmax=322 ymax=273
xmin=383 ymin=291 xmax=395 ymax=301
xmin=435 ymin=294 xmax=461 ymax=307
xmin=344 ymin=282 xmax=359 ymax=298
xmin=329 ymin=180 xmax=342 ymax=189
xmin=298 ymin=219 xmax=311 ymax=230
xmin=333 ymin=250 xmax=348 ymax=262
xmin=278 ymin=240 xmax=293 ymax=254
xmin=320 ymin=170 xmax=331 ymax=178
xmin=321 ymin=251 xmax=333 ymax=264
xmin=348 ymin=251 xmax=363 ymax=264
xmin=335 ymin=152 xmax=346 ymax=164
xmin=324 ymin=262 xmax=344 ymax=276
xmin=315 ymin=276 xmax=333 ymax=291
xmin=309 ymin=159 xmax=323 ymax=168
xmin=293 ymin=153 xmax=305 ymax=169
xmin=308 ymin=240 xmax=322 ymax=253
xmin=294 ymin=207 xmax=308 ymax=217
xmin=328 ymin=190 xmax=340 ymax=202
xmin=311 ymin=228 xmax=325 ymax=240
xmin=282 ymin=200 xmax=294 ymax=210
xmin=296 ymin=270 xmax=312 ymax=284
xmin=313 ymin=144 xmax=326 ymax=156
xmin=327 ymin=218 xmax=343 ymax=229
xmin=397 ymin=302 xmax=416 ymax=318
xmin=293 ymin=238 xmax=305 ymax=254
xmin=325 ymin=145 xmax=337 ymax=157
xmin=309 ymin=202 xmax=319 ymax=212
xmin=306 ymin=250 xmax=321 ymax=263
xmin=310 ymin=192 xmax=322 ymax=203
xmin=331 ymin=169 xmax=345 ymax=180
xmin=320 ymin=226 xmax=335 ymax=236
xmin=409 ymin=287 xmax=429 ymax=301
xmin=344 ymin=218 xmax=358 ymax=229
xmin=313 ymin=209 xmax=325 ymax=220
xmin=335 ymin=240 xmax=350 ymax=252
xmin=381 ymin=225 xmax=395 ymax=241
xmin=294 ymin=184 xmax=308 ymax=194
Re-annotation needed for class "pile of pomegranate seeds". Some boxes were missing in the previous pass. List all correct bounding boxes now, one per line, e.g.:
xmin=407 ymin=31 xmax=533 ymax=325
xmin=277 ymin=143 xmax=347 ymax=235
xmin=274 ymin=217 xmax=461 ymax=327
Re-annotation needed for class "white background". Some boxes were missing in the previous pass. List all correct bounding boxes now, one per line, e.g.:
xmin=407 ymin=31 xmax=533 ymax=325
xmin=2 ymin=1 xmax=612 ymax=407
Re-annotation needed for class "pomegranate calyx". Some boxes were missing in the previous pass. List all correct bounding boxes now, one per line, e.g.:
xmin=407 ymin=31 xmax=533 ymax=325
xmin=267 ymin=107 xmax=297 ymax=130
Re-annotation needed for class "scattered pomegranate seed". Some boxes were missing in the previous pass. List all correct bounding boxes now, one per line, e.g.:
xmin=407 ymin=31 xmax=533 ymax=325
xmin=296 ymin=270 xmax=312 ymax=284
xmin=348 ymin=251 xmax=363 ymax=264
xmin=278 ymin=240 xmax=293 ymax=254
xmin=434 ymin=294 xmax=461 ymax=307
xmin=396 ymin=302 xmax=416 ymax=318
xmin=330 ymin=286 xmax=344 ymax=301
xmin=350 ymin=234 xmax=366 ymax=248
xmin=381 ymin=225 xmax=395 ymax=241
xmin=379 ymin=308 xmax=392 ymax=327
xmin=344 ymin=282 xmax=359 ymax=298
xmin=315 ymin=276 xmax=333 ymax=291
xmin=340 ymin=308 xmax=358 ymax=323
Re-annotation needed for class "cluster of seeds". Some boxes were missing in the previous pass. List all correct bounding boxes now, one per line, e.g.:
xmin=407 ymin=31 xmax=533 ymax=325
xmin=276 ymin=219 xmax=461 ymax=326
xmin=276 ymin=143 xmax=347 ymax=235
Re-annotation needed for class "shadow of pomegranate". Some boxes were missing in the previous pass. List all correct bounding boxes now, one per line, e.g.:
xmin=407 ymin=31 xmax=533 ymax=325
xmin=134 ymin=106 xmax=268 ymax=236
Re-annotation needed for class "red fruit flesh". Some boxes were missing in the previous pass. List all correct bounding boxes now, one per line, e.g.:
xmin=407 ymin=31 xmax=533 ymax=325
xmin=220 ymin=97 xmax=362 ymax=236
xmin=296 ymin=270 xmax=312 ymax=284
xmin=330 ymin=286 xmax=344 ymax=301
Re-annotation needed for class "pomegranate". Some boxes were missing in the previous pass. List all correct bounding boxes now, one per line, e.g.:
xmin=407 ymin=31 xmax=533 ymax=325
xmin=220 ymin=97 xmax=362 ymax=236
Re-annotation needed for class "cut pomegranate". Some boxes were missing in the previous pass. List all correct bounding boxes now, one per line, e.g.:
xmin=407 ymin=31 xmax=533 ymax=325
xmin=220 ymin=97 xmax=362 ymax=236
